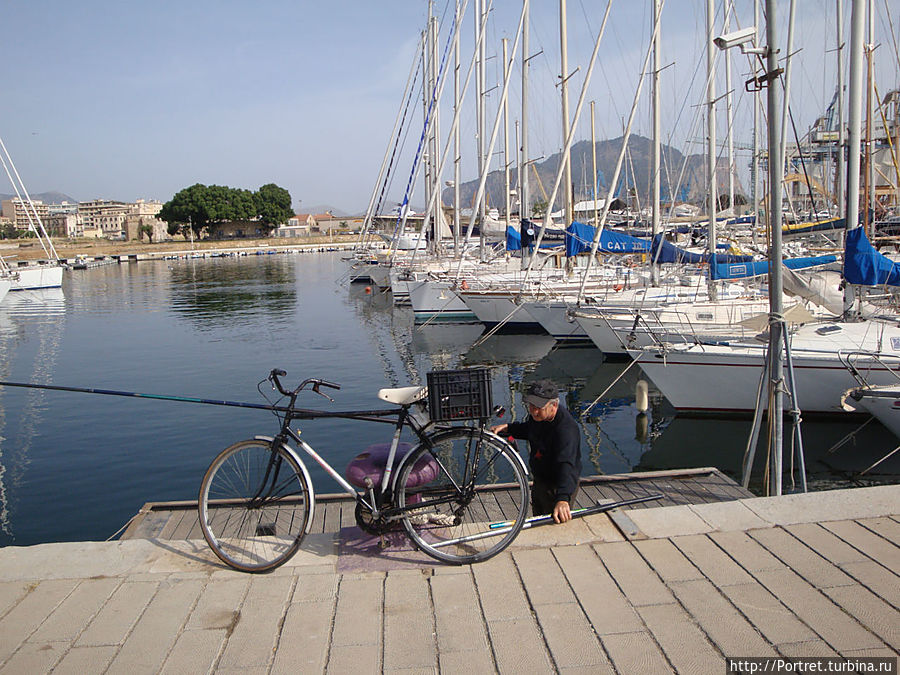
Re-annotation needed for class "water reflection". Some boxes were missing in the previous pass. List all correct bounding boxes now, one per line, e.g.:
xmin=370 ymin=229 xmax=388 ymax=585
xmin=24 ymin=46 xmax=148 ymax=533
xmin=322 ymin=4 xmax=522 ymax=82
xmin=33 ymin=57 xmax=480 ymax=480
xmin=169 ymin=257 xmax=297 ymax=329
xmin=639 ymin=414 xmax=900 ymax=493
xmin=0 ymin=286 xmax=67 ymax=541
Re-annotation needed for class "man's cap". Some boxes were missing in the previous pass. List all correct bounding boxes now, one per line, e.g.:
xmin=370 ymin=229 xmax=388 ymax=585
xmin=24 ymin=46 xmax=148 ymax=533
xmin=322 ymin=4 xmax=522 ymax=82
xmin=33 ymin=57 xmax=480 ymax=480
xmin=523 ymin=379 xmax=559 ymax=408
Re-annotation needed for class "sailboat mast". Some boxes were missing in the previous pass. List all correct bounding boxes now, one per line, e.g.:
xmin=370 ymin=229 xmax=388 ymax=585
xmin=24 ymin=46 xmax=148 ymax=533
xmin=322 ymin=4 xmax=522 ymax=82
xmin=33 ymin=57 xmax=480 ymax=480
xmin=454 ymin=0 xmax=461 ymax=252
xmin=560 ymin=0 xmax=573 ymax=227
xmin=724 ymin=1 xmax=735 ymax=214
xmin=521 ymin=0 xmax=530 ymax=221
xmin=591 ymin=101 xmax=599 ymax=230
xmin=431 ymin=7 xmax=442 ymax=244
xmin=846 ymin=0 xmax=865 ymax=236
xmin=706 ymin=0 xmax=718 ymax=301
xmin=652 ymin=0 xmax=662 ymax=286
xmin=752 ymin=0 xmax=761 ymax=246
xmin=865 ymin=0 xmax=875 ymax=232
xmin=836 ymin=0 xmax=846 ymax=219
xmin=503 ymin=37 xmax=512 ymax=235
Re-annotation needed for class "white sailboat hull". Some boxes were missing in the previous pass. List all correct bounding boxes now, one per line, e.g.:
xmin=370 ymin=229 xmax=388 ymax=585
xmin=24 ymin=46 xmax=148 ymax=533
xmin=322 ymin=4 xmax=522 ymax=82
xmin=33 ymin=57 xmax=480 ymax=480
xmin=520 ymin=301 xmax=588 ymax=341
xmin=407 ymin=279 xmax=476 ymax=322
xmin=634 ymin=322 xmax=900 ymax=414
xmin=10 ymin=264 xmax=64 ymax=290
xmin=847 ymin=387 xmax=900 ymax=438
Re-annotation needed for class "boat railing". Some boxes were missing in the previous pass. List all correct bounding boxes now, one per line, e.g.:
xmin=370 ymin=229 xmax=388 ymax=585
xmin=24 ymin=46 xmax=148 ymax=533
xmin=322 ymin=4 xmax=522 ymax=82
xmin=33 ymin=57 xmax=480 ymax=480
xmin=838 ymin=349 xmax=900 ymax=389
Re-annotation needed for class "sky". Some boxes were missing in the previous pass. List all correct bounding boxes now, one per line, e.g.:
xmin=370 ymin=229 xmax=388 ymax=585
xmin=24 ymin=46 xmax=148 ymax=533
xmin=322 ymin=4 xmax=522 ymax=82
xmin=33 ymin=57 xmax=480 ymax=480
xmin=2 ymin=0 xmax=897 ymax=215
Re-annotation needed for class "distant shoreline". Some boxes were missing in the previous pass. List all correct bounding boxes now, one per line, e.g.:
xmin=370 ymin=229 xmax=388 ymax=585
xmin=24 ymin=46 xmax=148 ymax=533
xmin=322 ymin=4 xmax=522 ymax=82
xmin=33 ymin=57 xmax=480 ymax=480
xmin=0 ymin=234 xmax=365 ymax=262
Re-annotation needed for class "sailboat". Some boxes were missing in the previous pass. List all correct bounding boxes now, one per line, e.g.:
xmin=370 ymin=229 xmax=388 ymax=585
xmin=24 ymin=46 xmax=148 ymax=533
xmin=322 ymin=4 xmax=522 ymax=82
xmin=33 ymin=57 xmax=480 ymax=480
xmin=0 ymin=135 xmax=64 ymax=291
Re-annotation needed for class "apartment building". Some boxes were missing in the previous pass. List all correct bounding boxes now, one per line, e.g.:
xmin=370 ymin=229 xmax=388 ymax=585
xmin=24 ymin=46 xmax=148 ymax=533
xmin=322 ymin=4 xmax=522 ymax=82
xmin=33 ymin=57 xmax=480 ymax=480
xmin=1 ymin=198 xmax=51 ymax=233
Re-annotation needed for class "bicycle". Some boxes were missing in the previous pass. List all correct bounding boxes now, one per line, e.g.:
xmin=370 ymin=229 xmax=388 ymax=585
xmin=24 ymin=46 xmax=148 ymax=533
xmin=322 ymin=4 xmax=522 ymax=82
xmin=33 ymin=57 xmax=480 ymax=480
xmin=198 ymin=367 xmax=529 ymax=572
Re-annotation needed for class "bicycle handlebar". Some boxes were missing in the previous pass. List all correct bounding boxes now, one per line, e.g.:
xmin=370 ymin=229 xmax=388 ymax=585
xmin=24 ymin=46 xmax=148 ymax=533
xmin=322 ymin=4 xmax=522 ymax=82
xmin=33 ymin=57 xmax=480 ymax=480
xmin=268 ymin=369 xmax=342 ymax=400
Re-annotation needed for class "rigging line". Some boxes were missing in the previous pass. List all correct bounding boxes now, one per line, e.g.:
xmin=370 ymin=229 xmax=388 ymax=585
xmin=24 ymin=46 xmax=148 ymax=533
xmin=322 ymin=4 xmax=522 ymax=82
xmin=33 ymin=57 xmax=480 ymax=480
xmin=389 ymin=3 xmax=464 ymax=248
xmin=371 ymin=55 xmax=423 ymax=243
xmin=578 ymin=355 xmax=644 ymax=422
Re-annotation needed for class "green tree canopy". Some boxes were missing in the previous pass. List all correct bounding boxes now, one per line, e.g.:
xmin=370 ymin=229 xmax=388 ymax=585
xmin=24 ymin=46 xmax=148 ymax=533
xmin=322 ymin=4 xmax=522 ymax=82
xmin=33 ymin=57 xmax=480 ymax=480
xmin=159 ymin=183 xmax=294 ymax=238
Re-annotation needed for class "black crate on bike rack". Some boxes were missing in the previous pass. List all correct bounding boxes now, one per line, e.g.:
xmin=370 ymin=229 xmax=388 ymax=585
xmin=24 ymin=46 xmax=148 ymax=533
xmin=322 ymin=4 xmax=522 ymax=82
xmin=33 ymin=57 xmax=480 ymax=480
xmin=426 ymin=368 xmax=493 ymax=421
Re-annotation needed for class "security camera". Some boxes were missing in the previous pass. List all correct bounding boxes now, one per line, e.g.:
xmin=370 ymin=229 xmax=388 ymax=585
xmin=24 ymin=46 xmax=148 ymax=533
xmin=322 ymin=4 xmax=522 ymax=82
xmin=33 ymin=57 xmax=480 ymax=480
xmin=714 ymin=26 xmax=757 ymax=50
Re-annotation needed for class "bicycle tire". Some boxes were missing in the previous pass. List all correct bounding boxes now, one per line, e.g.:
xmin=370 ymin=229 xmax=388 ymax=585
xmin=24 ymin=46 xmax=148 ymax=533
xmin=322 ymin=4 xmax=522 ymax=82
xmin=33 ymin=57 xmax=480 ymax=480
xmin=396 ymin=428 xmax=528 ymax=564
xmin=198 ymin=439 xmax=312 ymax=573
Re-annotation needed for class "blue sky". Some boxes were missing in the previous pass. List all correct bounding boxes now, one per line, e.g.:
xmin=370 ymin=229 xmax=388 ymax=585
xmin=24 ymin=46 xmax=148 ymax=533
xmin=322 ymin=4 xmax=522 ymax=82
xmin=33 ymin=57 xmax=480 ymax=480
xmin=2 ymin=1 xmax=896 ymax=214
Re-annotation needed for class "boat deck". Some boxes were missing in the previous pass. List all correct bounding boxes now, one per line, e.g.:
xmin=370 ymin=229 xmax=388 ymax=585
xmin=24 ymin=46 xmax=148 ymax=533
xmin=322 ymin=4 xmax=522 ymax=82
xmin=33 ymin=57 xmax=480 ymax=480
xmin=120 ymin=467 xmax=753 ymax=541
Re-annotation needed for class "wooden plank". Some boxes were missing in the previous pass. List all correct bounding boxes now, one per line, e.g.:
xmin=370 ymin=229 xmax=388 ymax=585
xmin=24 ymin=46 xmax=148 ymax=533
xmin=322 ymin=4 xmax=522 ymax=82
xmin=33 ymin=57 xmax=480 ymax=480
xmin=157 ymin=510 xmax=188 ymax=540
xmin=170 ymin=510 xmax=199 ymax=540
xmin=124 ymin=510 xmax=172 ymax=540
xmin=118 ymin=470 xmax=755 ymax=542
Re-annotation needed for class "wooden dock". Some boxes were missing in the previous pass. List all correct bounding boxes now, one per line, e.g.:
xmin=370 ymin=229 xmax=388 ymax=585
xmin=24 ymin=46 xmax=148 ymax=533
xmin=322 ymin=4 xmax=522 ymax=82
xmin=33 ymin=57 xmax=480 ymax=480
xmin=120 ymin=467 xmax=753 ymax=541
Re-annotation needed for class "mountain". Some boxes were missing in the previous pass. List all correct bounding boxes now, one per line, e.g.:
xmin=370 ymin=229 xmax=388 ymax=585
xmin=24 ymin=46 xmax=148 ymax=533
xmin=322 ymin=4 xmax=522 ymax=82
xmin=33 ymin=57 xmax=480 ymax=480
xmin=302 ymin=204 xmax=353 ymax=217
xmin=0 ymin=191 xmax=77 ymax=204
xmin=443 ymin=135 xmax=743 ymax=213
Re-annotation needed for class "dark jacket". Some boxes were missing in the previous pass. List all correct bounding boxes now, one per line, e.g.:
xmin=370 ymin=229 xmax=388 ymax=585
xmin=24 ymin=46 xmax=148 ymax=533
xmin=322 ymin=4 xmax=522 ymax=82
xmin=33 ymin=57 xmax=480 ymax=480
xmin=505 ymin=404 xmax=581 ymax=503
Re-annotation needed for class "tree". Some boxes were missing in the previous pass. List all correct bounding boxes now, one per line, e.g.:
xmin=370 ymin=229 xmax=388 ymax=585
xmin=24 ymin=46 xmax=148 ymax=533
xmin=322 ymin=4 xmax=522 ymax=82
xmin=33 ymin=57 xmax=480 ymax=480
xmin=532 ymin=199 xmax=548 ymax=218
xmin=139 ymin=224 xmax=153 ymax=243
xmin=159 ymin=182 xmax=294 ymax=239
xmin=159 ymin=183 xmax=214 ymax=239
xmin=254 ymin=183 xmax=293 ymax=231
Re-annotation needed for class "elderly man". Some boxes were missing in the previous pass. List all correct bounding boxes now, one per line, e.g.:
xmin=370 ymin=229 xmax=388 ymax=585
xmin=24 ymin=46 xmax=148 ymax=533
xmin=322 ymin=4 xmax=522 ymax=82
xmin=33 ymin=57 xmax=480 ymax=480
xmin=490 ymin=379 xmax=581 ymax=523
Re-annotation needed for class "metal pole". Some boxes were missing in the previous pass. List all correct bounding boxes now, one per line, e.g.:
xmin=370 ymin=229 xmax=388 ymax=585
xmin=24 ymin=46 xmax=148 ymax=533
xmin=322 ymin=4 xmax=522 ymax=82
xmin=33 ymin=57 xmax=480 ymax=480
xmin=503 ymin=38 xmax=511 ymax=236
xmin=454 ymin=0 xmax=461 ymax=252
xmin=836 ymin=0 xmax=846 ymax=219
xmin=651 ymin=0 xmax=662 ymax=286
xmin=764 ymin=0 xmax=786 ymax=496
xmin=521 ymin=0 xmax=530 ymax=222
xmin=846 ymin=0 xmax=865 ymax=233
xmin=560 ymin=0 xmax=573 ymax=227
xmin=706 ymin=0 xmax=718 ymax=301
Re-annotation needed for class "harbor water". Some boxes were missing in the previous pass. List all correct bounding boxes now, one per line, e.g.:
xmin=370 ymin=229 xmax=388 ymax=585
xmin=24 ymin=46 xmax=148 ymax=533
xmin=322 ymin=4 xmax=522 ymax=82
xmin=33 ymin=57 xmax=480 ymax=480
xmin=0 ymin=251 xmax=896 ymax=548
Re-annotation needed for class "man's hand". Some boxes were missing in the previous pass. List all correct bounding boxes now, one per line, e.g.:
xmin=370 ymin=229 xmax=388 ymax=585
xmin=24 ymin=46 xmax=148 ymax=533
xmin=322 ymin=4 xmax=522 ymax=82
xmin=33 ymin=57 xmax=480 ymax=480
xmin=490 ymin=423 xmax=508 ymax=435
xmin=552 ymin=500 xmax=572 ymax=524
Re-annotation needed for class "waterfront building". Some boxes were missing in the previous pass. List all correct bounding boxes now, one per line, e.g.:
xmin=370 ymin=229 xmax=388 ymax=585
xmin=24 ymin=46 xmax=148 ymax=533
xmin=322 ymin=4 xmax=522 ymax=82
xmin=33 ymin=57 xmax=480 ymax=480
xmin=1 ymin=198 xmax=50 ymax=233
xmin=78 ymin=199 xmax=132 ymax=238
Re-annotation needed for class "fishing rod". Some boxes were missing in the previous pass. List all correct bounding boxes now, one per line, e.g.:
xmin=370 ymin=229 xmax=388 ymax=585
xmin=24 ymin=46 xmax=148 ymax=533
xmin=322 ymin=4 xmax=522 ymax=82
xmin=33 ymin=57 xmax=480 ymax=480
xmin=489 ymin=493 xmax=664 ymax=531
xmin=0 ymin=380 xmax=401 ymax=424
xmin=432 ymin=493 xmax=665 ymax=549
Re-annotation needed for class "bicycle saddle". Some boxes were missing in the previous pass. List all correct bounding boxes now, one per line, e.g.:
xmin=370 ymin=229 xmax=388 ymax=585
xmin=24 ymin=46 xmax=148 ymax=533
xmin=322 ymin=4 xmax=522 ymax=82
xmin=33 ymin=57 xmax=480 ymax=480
xmin=377 ymin=385 xmax=427 ymax=406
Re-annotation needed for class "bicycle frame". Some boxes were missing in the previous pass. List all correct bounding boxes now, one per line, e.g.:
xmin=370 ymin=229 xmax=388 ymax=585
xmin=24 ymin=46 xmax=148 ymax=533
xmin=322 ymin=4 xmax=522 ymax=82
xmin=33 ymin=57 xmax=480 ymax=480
xmin=266 ymin=395 xmax=442 ymax=521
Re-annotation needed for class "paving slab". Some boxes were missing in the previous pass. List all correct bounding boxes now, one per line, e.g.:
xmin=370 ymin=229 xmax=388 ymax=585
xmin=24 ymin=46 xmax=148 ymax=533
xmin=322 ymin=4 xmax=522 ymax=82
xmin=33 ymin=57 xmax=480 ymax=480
xmin=0 ymin=484 xmax=895 ymax=673
xmin=748 ymin=527 xmax=856 ymax=589
xmin=689 ymin=499 xmax=772 ymax=532
xmin=622 ymin=504 xmax=713 ymax=538
xmin=740 ymin=484 xmax=899 ymax=525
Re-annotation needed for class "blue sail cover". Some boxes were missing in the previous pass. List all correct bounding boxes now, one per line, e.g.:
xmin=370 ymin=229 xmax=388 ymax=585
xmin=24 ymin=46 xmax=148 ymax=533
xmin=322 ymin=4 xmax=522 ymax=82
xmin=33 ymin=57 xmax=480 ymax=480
xmin=844 ymin=226 xmax=900 ymax=286
xmin=565 ymin=221 xmax=650 ymax=257
xmin=506 ymin=225 xmax=522 ymax=250
xmin=505 ymin=225 xmax=564 ymax=251
xmin=711 ymin=255 xmax=838 ymax=280
xmin=649 ymin=233 xmax=754 ymax=265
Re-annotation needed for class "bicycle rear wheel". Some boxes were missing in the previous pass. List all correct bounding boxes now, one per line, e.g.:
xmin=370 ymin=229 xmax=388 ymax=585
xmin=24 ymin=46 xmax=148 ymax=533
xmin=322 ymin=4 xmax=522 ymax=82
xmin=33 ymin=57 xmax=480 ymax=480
xmin=198 ymin=439 xmax=312 ymax=573
xmin=396 ymin=428 xmax=528 ymax=564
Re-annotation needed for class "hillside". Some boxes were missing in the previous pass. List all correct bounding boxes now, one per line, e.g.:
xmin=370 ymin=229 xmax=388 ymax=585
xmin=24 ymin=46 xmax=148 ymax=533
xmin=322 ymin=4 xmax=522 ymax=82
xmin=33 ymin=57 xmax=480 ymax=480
xmin=0 ymin=191 xmax=77 ymax=204
xmin=443 ymin=135 xmax=742 ymax=212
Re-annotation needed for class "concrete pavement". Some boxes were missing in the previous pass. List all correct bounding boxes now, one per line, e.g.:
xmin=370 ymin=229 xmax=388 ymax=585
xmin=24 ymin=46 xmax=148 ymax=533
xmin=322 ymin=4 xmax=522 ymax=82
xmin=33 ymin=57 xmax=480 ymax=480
xmin=0 ymin=485 xmax=897 ymax=673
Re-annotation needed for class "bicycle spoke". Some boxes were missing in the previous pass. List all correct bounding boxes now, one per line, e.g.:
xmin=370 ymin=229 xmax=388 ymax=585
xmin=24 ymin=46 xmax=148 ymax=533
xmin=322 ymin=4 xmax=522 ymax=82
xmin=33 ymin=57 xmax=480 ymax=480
xmin=396 ymin=429 xmax=528 ymax=565
xmin=199 ymin=440 xmax=311 ymax=573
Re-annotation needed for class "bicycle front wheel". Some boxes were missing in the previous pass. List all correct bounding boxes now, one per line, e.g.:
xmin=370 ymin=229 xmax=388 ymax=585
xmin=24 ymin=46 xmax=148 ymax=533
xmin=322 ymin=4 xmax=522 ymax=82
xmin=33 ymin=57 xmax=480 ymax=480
xmin=396 ymin=428 xmax=528 ymax=564
xmin=198 ymin=439 xmax=312 ymax=573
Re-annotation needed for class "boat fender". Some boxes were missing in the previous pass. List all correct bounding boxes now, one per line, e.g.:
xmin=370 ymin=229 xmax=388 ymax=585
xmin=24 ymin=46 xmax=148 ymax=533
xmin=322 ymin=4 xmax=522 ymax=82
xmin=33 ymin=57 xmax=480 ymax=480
xmin=460 ymin=279 xmax=469 ymax=290
xmin=635 ymin=379 xmax=649 ymax=413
